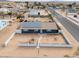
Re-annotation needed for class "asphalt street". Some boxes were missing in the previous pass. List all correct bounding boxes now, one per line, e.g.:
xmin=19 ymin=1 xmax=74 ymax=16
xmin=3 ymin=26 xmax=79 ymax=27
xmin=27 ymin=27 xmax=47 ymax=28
xmin=52 ymin=10 xmax=79 ymax=42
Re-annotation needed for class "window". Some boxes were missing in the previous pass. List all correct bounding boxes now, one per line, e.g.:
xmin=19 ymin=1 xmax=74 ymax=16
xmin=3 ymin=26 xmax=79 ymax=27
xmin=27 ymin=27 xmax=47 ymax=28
xmin=47 ymin=29 xmax=51 ymax=31
xmin=23 ymin=29 xmax=28 ymax=31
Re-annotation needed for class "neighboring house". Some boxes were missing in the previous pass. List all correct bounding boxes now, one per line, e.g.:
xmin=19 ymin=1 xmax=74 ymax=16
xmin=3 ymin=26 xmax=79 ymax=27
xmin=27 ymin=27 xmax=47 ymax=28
xmin=67 ymin=8 xmax=76 ymax=15
xmin=28 ymin=9 xmax=48 ymax=17
xmin=0 ymin=8 xmax=10 ymax=13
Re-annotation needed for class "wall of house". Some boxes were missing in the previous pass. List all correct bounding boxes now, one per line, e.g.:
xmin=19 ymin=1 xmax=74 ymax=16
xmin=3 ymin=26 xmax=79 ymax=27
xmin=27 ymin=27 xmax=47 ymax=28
xmin=16 ymin=29 xmax=22 ymax=33
xmin=21 ymin=29 xmax=58 ymax=34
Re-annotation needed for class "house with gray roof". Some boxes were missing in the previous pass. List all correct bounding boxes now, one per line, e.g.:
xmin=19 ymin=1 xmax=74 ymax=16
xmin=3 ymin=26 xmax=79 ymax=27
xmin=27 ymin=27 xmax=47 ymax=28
xmin=16 ymin=21 xmax=59 ymax=34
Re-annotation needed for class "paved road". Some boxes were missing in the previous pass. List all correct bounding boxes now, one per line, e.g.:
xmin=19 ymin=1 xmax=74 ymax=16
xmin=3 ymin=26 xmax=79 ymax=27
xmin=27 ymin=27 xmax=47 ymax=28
xmin=50 ymin=9 xmax=79 ymax=42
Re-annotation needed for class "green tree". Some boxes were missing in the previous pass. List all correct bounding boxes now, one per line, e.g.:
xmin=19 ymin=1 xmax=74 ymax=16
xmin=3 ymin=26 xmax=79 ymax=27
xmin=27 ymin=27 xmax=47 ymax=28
xmin=16 ymin=15 xmax=22 ymax=19
xmin=0 ymin=12 xmax=5 ymax=19
xmin=7 ymin=12 xmax=12 ymax=18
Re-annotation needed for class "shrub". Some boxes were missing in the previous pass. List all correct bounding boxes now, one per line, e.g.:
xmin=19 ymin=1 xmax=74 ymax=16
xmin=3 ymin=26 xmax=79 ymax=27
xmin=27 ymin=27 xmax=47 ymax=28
xmin=64 ymin=55 xmax=70 ymax=57
xmin=74 ymin=15 xmax=77 ymax=17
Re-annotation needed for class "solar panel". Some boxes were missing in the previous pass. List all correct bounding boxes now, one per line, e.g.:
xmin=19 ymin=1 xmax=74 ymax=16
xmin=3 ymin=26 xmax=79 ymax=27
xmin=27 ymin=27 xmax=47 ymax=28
xmin=21 ymin=22 xmax=41 ymax=28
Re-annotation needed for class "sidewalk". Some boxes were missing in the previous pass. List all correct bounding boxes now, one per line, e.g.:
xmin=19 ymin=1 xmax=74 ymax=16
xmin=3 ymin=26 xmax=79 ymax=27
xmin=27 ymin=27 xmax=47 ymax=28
xmin=53 ymin=17 xmax=79 ymax=56
xmin=55 ymin=10 xmax=79 ymax=26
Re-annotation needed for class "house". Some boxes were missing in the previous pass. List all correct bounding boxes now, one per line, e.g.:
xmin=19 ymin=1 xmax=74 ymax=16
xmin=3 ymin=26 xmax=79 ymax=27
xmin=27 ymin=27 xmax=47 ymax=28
xmin=16 ymin=21 xmax=58 ymax=34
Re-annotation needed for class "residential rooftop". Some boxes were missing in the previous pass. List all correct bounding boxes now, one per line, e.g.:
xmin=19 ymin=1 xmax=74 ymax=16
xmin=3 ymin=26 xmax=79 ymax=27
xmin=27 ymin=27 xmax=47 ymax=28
xmin=19 ymin=22 xmax=58 ymax=30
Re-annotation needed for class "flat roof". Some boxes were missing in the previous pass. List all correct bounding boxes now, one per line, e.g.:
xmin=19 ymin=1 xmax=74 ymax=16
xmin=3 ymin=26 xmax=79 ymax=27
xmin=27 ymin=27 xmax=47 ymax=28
xmin=21 ymin=22 xmax=41 ymax=28
xmin=20 ymin=22 xmax=58 ymax=30
xmin=41 ymin=22 xmax=58 ymax=29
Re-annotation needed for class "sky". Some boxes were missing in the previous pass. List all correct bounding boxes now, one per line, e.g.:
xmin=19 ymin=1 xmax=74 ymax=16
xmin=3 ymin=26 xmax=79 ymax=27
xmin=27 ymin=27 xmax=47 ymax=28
xmin=8 ymin=0 xmax=79 ymax=1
